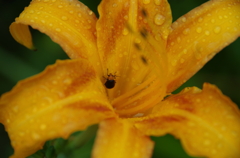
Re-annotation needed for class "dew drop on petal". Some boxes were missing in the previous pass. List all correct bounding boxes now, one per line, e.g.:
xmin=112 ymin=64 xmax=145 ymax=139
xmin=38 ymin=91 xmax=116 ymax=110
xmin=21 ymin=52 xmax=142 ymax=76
xmin=198 ymin=17 xmax=203 ymax=22
xmin=124 ymin=15 xmax=128 ymax=20
xmin=183 ymin=28 xmax=190 ymax=35
xmin=112 ymin=3 xmax=117 ymax=7
xmin=203 ymin=139 xmax=211 ymax=146
xmin=40 ymin=124 xmax=47 ymax=130
xmin=61 ymin=16 xmax=68 ymax=21
xmin=154 ymin=14 xmax=165 ymax=25
xmin=143 ymin=0 xmax=150 ymax=4
xmin=214 ymin=26 xmax=221 ymax=34
xmin=122 ymin=28 xmax=129 ymax=35
xmin=196 ymin=27 xmax=202 ymax=33
xmin=56 ymin=28 xmax=61 ymax=32
xmin=180 ymin=58 xmax=185 ymax=63
xmin=205 ymin=30 xmax=210 ymax=36
xmin=32 ymin=133 xmax=40 ymax=140
xmin=58 ymin=5 xmax=63 ymax=8
xmin=29 ymin=10 xmax=34 ymax=14
xmin=89 ymin=11 xmax=93 ymax=15
xmin=181 ymin=16 xmax=187 ymax=22
xmin=154 ymin=0 xmax=161 ymax=5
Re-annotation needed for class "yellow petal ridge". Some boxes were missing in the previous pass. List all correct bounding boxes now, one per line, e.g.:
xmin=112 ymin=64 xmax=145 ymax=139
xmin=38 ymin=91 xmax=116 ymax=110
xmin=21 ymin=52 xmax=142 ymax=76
xmin=0 ymin=59 xmax=115 ymax=158
xmin=166 ymin=0 xmax=240 ymax=92
xmin=92 ymin=118 xmax=154 ymax=158
xmin=132 ymin=83 xmax=240 ymax=158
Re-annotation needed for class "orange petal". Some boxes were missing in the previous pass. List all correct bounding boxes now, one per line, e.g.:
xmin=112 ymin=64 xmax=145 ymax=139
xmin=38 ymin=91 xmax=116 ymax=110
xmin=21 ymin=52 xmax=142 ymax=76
xmin=92 ymin=118 xmax=154 ymax=158
xmin=166 ymin=0 xmax=240 ymax=92
xmin=10 ymin=0 xmax=103 ymax=75
xmin=132 ymin=83 xmax=240 ymax=158
xmin=0 ymin=59 xmax=115 ymax=158
xmin=97 ymin=0 xmax=172 ymax=116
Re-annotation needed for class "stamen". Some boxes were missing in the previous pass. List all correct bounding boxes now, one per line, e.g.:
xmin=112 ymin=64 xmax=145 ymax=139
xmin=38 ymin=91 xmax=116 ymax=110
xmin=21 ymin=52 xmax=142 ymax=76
xmin=114 ymin=77 xmax=160 ymax=109
xmin=112 ymin=75 xmax=164 ymax=117
xmin=111 ymin=75 xmax=155 ymax=108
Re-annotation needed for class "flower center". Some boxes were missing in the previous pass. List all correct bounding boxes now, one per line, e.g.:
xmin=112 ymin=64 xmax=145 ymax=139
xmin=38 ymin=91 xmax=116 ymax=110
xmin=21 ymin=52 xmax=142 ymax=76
xmin=110 ymin=74 xmax=164 ymax=118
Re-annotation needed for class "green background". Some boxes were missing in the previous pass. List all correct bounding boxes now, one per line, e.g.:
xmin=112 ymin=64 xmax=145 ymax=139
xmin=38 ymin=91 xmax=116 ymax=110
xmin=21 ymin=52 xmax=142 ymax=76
xmin=0 ymin=0 xmax=239 ymax=157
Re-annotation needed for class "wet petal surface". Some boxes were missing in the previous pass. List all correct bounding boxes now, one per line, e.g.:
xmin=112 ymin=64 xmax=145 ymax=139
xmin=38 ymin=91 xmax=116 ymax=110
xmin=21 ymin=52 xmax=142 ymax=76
xmin=132 ymin=83 xmax=240 ymax=158
xmin=166 ymin=0 xmax=240 ymax=92
xmin=10 ymin=0 xmax=103 ymax=75
xmin=0 ymin=59 xmax=114 ymax=158
xmin=92 ymin=118 xmax=153 ymax=158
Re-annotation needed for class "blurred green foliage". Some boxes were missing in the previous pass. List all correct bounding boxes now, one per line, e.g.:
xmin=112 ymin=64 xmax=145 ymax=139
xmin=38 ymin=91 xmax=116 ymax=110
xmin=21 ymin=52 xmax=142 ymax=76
xmin=0 ymin=0 xmax=239 ymax=158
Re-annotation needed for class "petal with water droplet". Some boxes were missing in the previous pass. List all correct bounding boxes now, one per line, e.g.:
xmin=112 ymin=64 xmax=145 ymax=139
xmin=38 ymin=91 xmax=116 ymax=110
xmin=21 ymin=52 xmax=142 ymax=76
xmin=9 ymin=0 xmax=102 ymax=75
xmin=0 ymin=59 xmax=115 ymax=158
xmin=132 ymin=83 xmax=240 ymax=158
xmin=166 ymin=0 xmax=240 ymax=92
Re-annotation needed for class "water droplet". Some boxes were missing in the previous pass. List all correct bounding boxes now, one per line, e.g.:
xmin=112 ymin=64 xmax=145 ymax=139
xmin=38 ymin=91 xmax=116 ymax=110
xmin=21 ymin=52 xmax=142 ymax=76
xmin=41 ymin=20 xmax=46 ymax=23
xmin=44 ymin=0 xmax=49 ymax=2
xmin=154 ymin=14 xmax=165 ymax=25
xmin=69 ymin=10 xmax=74 ymax=14
xmin=112 ymin=3 xmax=117 ymax=7
xmin=122 ymin=28 xmax=129 ymax=35
xmin=204 ymin=140 xmax=211 ymax=146
xmin=61 ymin=16 xmax=68 ymax=21
xmin=214 ymin=26 xmax=221 ymax=34
xmin=181 ymin=16 xmax=186 ymax=22
xmin=32 ymin=133 xmax=40 ymax=140
xmin=198 ymin=17 xmax=203 ymax=22
xmin=183 ymin=28 xmax=190 ymax=35
xmin=40 ymin=124 xmax=46 ymax=130
xmin=218 ymin=15 xmax=223 ymax=19
xmin=52 ymin=0 xmax=56 ymax=2
xmin=211 ymin=19 xmax=215 ymax=23
xmin=143 ymin=0 xmax=150 ymax=4
xmin=119 ymin=54 xmax=123 ymax=57
xmin=124 ymin=15 xmax=128 ymax=20
xmin=183 ymin=49 xmax=187 ymax=54
xmin=75 ymin=20 xmax=79 ymax=23
xmin=89 ymin=11 xmax=93 ymax=15
xmin=78 ymin=13 xmax=82 ymax=17
xmin=177 ymin=37 xmax=181 ymax=43
xmin=58 ymin=5 xmax=63 ymax=8
xmin=135 ymin=38 xmax=141 ymax=43
xmin=205 ymin=30 xmax=210 ymax=36
xmin=154 ymin=33 xmax=161 ymax=41
xmin=56 ymin=28 xmax=61 ymax=32
xmin=196 ymin=27 xmax=202 ymax=33
xmin=154 ymin=0 xmax=161 ymax=5
xmin=171 ymin=59 xmax=177 ymax=66
xmin=29 ymin=10 xmax=34 ymax=14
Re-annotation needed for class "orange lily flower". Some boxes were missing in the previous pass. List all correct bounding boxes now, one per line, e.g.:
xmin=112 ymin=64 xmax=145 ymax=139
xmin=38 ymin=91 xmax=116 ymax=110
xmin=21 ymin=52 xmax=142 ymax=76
xmin=1 ymin=0 xmax=240 ymax=157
